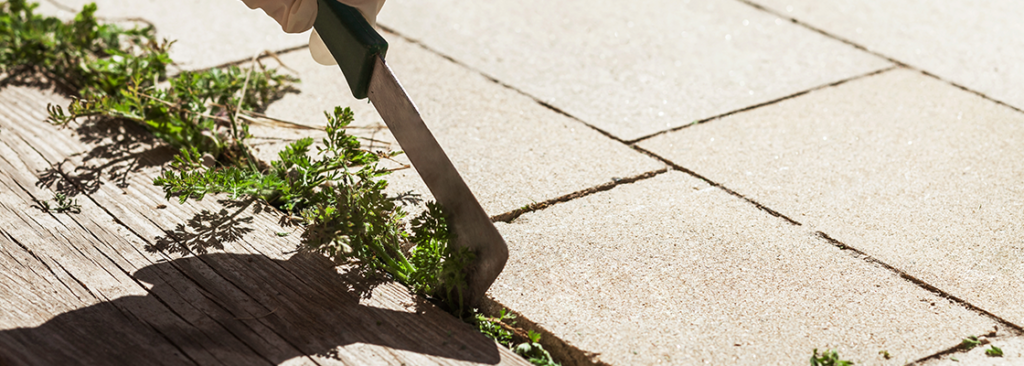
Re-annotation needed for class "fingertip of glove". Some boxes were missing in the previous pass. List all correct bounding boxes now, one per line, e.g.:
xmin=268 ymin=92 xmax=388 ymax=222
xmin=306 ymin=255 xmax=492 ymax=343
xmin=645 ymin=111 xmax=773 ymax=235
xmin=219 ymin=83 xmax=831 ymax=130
xmin=309 ymin=29 xmax=338 ymax=66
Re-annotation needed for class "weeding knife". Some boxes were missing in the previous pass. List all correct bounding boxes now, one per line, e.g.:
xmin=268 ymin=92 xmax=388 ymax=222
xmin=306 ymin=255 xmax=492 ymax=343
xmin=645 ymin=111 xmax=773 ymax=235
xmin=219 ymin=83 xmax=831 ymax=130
xmin=313 ymin=0 xmax=508 ymax=307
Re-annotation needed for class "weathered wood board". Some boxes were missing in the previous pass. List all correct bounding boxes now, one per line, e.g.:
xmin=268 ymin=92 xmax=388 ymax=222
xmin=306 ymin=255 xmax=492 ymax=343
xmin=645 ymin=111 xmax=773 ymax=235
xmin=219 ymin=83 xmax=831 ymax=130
xmin=0 ymin=84 xmax=529 ymax=366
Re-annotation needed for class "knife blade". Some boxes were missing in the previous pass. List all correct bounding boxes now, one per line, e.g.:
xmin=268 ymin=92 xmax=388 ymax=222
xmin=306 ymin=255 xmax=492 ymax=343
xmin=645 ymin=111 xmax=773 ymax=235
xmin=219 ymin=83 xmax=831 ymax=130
xmin=313 ymin=0 xmax=508 ymax=307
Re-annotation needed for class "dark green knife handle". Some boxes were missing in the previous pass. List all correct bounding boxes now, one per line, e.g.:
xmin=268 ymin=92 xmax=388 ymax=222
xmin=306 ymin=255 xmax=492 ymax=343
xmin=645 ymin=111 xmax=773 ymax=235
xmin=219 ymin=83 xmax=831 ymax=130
xmin=313 ymin=0 xmax=388 ymax=99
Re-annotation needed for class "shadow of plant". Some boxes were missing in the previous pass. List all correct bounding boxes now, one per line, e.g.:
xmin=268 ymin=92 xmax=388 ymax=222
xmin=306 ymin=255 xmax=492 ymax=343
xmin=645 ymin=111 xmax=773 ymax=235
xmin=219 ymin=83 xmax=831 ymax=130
xmin=36 ymin=117 xmax=171 ymax=196
xmin=147 ymin=198 xmax=267 ymax=256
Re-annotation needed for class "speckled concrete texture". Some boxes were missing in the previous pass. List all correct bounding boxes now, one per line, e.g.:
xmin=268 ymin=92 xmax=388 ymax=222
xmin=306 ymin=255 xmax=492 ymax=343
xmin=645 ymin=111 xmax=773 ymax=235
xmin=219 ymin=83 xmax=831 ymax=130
xmin=377 ymin=0 xmax=891 ymax=141
xmin=922 ymin=334 xmax=1024 ymax=365
xmin=36 ymin=0 xmax=308 ymax=70
xmin=748 ymin=0 xmax=1024 ymax=113
xmin=490 ymin=171 xmax=995 ymax=365
xmin=252 ymin=34 xmax=664 ymax=216
xmin=640 ymin=68 xmax=1024 ymax=327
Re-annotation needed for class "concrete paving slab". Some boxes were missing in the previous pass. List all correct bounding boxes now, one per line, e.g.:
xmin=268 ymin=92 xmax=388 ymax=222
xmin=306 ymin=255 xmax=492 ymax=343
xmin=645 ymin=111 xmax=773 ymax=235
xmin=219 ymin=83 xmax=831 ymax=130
xmin=922 ymin=334 xmax=1024 ymax=365
xmin=251 ymin=34 xmax=664 ymax=216
xmin=377 ymin=0 xmax=891 ymax=141
xmin=36 ymin=0 xmax=308 ymax=70
xmin=639 ymin=68 xmax=1024 ymax=326
xmin=490 ymin=171 xmax=996 ymax=365
xmin=747 ymin=0 xmax=1024 ymax=113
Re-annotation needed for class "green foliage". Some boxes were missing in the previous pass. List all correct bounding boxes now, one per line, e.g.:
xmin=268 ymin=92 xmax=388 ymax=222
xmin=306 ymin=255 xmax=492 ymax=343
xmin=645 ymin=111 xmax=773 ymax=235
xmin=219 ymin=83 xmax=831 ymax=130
xmin=961 ymin=335 xmax=981 ymax=350
xmin=515 ymin=330 xmax=558 ymax=366
xmin=810 ymin=349 xmax=854 ymax=366
xmin=469 ymin=309 xmax=560 ymax=366
xmin=1 ymin=0 xmax=168 ymax=95
xmin=985 ymin=345 xmax=1003 ymax=357
xmin=154 ymin=107 xmax=472 ymax=313
xmin=470 ymin=308 xmax=516 ymax=348
xmin=37 ymin=192 xmax=81 ymax=213
xmin=9 ymin=2 xmax=551 ymax=364
xmin=8 ymin=0 xmax=295 ymax=162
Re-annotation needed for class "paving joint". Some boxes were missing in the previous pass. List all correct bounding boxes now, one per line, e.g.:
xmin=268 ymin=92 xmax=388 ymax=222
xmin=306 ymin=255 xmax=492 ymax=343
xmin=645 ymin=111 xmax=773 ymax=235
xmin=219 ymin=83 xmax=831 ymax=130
xmin=633 ymin=145 xmax=802 ymax=226
xmin=733 ymin=0 xmax=1024 ymax=116
xmin=814 ymin=231 xmax=1024 ymax=336
xmin=178 ymin=44 xmax=312 ymax=77
xmin=479 ymin=297 xmax=610 ymax=366
xmin=490 ymin=168 xmax=669 ymax=223
xmin=626 ymin=65 xmax=899 ymax=144
xmin=377 ymin=25 xmax=631 ymax=146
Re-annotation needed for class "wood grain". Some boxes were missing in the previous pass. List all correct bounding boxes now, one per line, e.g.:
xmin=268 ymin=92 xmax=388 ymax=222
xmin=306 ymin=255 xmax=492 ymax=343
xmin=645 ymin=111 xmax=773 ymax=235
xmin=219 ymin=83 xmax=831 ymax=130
xmin=0 ymin=85 xmax=529 ymax=366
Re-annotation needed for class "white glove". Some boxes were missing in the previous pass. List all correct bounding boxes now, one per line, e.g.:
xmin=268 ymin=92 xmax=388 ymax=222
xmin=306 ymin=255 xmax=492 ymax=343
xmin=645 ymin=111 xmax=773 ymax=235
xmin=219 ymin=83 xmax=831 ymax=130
xmin=240 ymin=0 xmax=386 ymax=66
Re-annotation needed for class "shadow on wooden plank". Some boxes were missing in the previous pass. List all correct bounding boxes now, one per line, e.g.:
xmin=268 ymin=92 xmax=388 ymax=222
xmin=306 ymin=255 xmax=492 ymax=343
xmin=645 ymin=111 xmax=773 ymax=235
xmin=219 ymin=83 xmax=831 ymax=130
xmin=0 ymin=250 xmax=502 ymax=365
xmin=36 ymin=117 xmax=173 ymax=196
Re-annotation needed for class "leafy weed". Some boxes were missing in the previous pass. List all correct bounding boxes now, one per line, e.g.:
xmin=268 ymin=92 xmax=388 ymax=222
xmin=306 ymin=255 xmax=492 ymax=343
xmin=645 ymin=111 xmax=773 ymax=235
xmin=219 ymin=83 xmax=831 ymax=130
xmin=37 ymin=192 xmax=81 ymax=213
xmin=811 ymin=348 xmax=854 ymax=366
xmin=985 ymin=345 xmax=1003 ymax=357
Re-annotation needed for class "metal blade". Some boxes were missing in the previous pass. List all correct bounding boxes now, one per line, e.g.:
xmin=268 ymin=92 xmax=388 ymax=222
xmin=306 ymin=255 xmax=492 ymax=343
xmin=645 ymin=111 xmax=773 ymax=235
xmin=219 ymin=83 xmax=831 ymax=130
xmin=367 ymin=55 xmax=508 ymax=307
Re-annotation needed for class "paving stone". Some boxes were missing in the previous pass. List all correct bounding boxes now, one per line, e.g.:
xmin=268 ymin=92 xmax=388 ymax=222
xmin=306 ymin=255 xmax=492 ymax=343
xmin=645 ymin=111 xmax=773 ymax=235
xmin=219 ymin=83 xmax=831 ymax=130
xmin=36 ymin=0 xmax=308 ymax=70
xmin=748 ymin=0 xmax=1024 ymax=112
xmin=377 ymin=0 xmax=891 ymax=141
xmin=639 ymin=69 xmax=1024 ymax=326
xmin=922 ymin=334 xmax=1024 ymax=365
xmin=251 ymin=34 xmax=664 ymax=216
xmin=490 ymin=171 xmax=995 ymax=365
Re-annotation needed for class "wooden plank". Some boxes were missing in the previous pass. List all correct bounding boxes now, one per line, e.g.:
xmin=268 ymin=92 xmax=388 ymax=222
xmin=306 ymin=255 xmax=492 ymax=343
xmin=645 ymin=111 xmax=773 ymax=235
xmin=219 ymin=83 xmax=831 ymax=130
xmin=0 ymin=85 xmax=530 ymax=366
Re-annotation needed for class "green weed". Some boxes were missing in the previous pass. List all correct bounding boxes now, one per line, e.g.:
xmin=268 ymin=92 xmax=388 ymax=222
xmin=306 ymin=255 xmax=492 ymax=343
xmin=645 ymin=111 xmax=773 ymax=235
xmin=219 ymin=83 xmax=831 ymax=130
xmin=810 ymin=349 xmax=854 ymax=366
xmin=469 ymin=309 xmax=559 ymax=366
xmin=37 ymin=192 xmax=81 ymax=213
xmin=985 ymin=345 xmax=1003 ymax=357
xmin=961 ymin=335 xmax=981 ymax=350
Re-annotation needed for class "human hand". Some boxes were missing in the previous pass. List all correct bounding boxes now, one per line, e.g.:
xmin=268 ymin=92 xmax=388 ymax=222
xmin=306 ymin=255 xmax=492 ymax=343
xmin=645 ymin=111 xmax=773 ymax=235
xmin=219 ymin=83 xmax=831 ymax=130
xmin=241 ymin=0 xmax=386 ymax=65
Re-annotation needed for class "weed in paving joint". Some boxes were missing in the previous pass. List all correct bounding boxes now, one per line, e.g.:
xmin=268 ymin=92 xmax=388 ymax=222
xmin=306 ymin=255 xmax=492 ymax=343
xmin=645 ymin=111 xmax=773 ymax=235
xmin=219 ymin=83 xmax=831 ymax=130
xmin=811 ymin=349 xmax=854 ymax=366
xmin=961 ymin=335 xmax=982 ymax=350
xmin=469 ymin=309 xmax=559 ymax=366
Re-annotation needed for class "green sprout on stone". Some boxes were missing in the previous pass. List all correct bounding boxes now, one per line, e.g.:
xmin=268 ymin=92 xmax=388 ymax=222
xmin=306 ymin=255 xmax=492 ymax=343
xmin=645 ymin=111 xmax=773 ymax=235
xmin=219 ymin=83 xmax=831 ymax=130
xmin=961 ymin=335 xmax=981 ymax=350
xmin=985 ymin=345 xmax=1003 ymax=357
xmin=811 ymin=349 xmax=854 ymax=366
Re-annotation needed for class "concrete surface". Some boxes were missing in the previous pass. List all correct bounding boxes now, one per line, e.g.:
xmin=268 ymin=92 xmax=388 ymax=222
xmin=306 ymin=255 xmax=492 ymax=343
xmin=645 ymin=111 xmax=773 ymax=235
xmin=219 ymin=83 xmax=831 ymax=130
xmin=640 ymin=68 xmax=1024 ymax=326
xmin=378 ymin=0 xmax=892 ymax=141
xmin=36 ymin=0 xmax=308 ymax=70
xmin=251 ymin=34 xmax=664 ymax=216
xmin=490 ymin=171 xmax=996 ymax=365
xmin=748 ymin=0 xmax=1024 ymax=113
xmin=922 ymin=335 xmax=1024 ymax=365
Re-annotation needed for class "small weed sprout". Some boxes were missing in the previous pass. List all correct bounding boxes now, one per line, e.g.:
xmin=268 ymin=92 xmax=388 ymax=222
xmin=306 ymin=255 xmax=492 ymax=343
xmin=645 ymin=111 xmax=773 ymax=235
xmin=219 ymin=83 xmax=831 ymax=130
xmin=985 ymin=345 xmax=1003 ymax=357
xmin=810 ymin=348 xmax=854 ymax=366
xmin=38 ymin=193 xmax=82 ymax=213
xmin=961 ymin=335 xmax=981 ymax=350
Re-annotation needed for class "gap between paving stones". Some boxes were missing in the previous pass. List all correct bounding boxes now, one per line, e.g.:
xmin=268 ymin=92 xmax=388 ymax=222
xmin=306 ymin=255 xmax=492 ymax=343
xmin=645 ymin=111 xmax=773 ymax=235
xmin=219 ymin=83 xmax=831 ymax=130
xmin=812 ymin=231 xmax=1024 ymax=337
xmin=734 ymin=0 xmax=1024 ymax=116
xmin=628 ymin=65 xmax=898 ymax=144
xmin=633 ymin=103 xmax=1024 ymax=363
xmin=477 ymin=297 xmax=610 ymax=366
xmin=490 ymin=168 xmax=668 ymax=223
